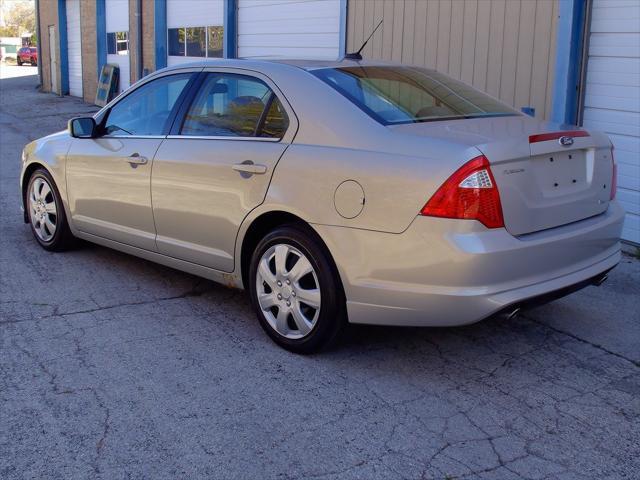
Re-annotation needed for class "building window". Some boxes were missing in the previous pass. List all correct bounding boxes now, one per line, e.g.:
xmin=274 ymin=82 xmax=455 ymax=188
xmin=107 ymin=31 xmax=129 ymax=55
xmin=168 ymin=26 xmax=224 ymax=58
xmin=186 ymin=27 xmax=206 ymax=57
xmin=168 ymin=28 xmax=185 ymax=56
xmin=207 ymin=26 xmax=223 ymax=58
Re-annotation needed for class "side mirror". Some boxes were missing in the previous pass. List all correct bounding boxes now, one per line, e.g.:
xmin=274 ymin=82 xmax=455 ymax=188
xmin=68 ymin=117 xmax=97 ymax=138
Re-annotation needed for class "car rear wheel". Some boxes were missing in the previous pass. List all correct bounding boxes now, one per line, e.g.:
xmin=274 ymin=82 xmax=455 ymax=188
xmin=17 ymin=58 xmax=22 ymax=66
xmin=249 ymin=224 xmax=346 ymax=354
xmin=26 ymin=169 xmax=75 ymax=251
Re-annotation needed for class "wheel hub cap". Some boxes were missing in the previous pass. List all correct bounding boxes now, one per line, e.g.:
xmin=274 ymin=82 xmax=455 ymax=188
xmin=255 ymin=244 xmax=321 ymax=339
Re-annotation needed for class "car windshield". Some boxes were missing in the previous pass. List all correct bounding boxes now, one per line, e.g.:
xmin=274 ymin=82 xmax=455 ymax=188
xmin=311 ymin=66 xmax=518 ymax=125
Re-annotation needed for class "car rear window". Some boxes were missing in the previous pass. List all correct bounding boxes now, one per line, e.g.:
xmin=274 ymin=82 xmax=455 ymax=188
xmin=311 ymin=66 xmax=518 ymax=125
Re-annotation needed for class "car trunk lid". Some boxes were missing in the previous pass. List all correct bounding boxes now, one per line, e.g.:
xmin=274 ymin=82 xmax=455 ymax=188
xmin=390 ymin=116 xmax=614 ymax=236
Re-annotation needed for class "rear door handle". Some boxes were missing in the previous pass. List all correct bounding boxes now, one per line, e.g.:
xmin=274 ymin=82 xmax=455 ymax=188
xmin=126 ymin=153 xmax=148 ymax=166
xmin=232 ymin=162 xmax=268 ymax=175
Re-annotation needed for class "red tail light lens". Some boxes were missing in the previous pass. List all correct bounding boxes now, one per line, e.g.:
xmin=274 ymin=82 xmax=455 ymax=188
xmin=610 ymin=145 xmax=617 ymax=200
xmin=420 ymin=155 xmax=505 ymax=229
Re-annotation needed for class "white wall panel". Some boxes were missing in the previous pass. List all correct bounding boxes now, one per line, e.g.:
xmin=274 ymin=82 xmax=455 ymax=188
xmin=583 ymin=1 xmax=640 ymax=243
xmin=167 ymin=0 xmax=224 ymax=28
xmin=105 ymin=0 xmax=129 ymax=33
xmin=238 ymin=0 xmax=341 ymax=59
xmin=106 ymin=0 xmax=130 ymax=92
xmin=66 ymin=0 xmax=82 ymax=98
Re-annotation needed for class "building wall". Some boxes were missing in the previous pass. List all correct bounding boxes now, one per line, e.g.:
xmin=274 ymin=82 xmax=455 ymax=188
xmin=37 ymin=0 xmax=60 ymax=95
xmin=582 ymin=0 xmax=640 ymax=244
xmin=142 ymin=0 xmax=155 ymax=74
xmin=237 ymin=0 xmax=342 ymax=59
xmin=128 ymin=0 xmax=155 ymax=84
xmin=80 ymin=0 xmax=96 ymax=102
xmin=347 ymin=0 xmax=559 ymax=120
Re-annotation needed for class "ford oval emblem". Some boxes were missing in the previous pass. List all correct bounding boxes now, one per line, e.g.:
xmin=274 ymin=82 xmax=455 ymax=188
xmin=559 ymin=136 xmax=574 ymax=147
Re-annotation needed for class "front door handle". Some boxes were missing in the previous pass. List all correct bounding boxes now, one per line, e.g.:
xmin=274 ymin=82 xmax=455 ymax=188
xmin=232 ymin=162 xmax=268 ymax=175
xmin=126 ymin=153 xmax=148 ymax=166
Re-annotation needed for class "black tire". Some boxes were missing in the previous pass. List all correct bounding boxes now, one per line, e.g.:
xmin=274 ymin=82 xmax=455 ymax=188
xmin=17 ymin=58 xmax=22 ymax=66
xmin=31 ymin=60 xmax=37 ymax=66
xmin=26 ymin=168 xmax=75 ymax=251
xmin=248 ymin=224 xmax=346 ymax=354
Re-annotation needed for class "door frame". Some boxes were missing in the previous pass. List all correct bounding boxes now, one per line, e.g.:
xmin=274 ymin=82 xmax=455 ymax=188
xmin=48 ymin=25 xmax=58 ymax=94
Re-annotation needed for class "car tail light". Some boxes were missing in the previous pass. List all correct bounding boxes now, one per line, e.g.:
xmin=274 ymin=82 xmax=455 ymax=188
xmin=610 ymin=145 xmax=617 ymax=200
xmin=420 ymin=155 xmax=505 ymax=229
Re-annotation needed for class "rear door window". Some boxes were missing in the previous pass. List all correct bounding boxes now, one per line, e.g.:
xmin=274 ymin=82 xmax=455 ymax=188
xmin=180 ymin=73 xmax=289 ymax=138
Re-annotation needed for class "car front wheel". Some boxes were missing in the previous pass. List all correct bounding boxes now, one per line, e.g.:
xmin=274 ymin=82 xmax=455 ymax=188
xmin=17 ymin=57 xmax=22 ymax=65
xmin=249 ymin=225 xmax=346 ymax=354
xmin=26 ymin=169 xmax=75 ymax=251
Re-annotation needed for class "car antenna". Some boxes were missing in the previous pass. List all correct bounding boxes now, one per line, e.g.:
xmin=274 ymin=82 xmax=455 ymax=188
xmin=344 ymin=19 xmax=383 ymax=60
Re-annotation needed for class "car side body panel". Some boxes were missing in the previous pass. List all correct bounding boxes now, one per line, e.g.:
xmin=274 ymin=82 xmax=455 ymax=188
xmin=313 ymin=202 xmax=624 ymax=326
xmin=20 ymin=131 xmax=73 ymax=226
xmin=19 ymin=59 xmax=625 ymax=329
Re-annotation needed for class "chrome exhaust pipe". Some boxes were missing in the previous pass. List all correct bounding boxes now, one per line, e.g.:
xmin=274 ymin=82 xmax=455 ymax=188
xmin=499 ymin=306 xmax=521 ymax=321
xmin=506 ymin=307 xmax=521 ymax=320
xmin=592 ymin=273 xmax=609 ymax=286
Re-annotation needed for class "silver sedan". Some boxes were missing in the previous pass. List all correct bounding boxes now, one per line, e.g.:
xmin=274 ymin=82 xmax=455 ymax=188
xmin=20 ymin=59 xmax=624 ymax=353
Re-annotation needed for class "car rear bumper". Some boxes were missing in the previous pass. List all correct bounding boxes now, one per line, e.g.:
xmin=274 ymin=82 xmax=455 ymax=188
xmin=313 ymin=202 xmax=625 ymax=326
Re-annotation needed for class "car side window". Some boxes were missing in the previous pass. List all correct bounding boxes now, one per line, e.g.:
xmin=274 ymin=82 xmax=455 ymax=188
xmin=181 ymin=73 xmax=288 ymax=138
xmin=102 ymin=73 xmax=192 ymax=136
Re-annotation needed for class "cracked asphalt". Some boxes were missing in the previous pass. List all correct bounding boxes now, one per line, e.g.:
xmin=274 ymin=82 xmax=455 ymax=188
xmin=1 ymin=66 xmax=639 ymax=480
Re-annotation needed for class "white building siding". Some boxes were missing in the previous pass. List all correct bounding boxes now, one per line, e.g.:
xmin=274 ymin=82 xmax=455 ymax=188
xmin=66 ymin=0 xmax=82 ymax=98
xmin=583 ymin=0 xmax=640 ymax=244
xmin=106 ymin=0 xmax=130 ymax=92
xmin=166 ymin=0 xmax=224 ymax=67
xmin=238 ymin=0 xmax=341 ymax=59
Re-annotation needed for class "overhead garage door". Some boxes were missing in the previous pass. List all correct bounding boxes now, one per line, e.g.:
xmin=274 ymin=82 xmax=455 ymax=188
xmin=66 ymin=0 xmax=82 ymax=98
xmin=238 ymin=0 xmax=341 ymax=59
xmin=166 ymin=0 xmax=224 ymax=67
xmin=106 ymin=0 xmax=130 ymax=92
xmin=582 ymin=0 xmax=640 ymax=244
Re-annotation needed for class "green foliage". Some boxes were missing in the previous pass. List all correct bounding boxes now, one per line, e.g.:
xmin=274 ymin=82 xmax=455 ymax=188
xmin=2 ymin=0 xmax=35 ymax=38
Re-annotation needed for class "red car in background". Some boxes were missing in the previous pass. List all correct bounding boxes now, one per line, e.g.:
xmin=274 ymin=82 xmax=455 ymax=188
xmin=17 ymin=47 xmax=37 ymax=66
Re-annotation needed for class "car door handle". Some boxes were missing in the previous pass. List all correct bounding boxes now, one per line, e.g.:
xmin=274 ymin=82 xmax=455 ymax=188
xmin=232 ymin=162 xmax=268 ymax=175
xmin=126 ymin=153 xmax=148 ymax=166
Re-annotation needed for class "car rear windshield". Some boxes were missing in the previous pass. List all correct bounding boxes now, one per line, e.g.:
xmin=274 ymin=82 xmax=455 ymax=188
xmin=311 ymin=66 xmax=518 ymax=125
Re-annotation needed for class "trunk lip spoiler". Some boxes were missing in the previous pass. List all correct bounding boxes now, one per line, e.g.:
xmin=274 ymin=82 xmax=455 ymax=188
xmin=528 ymin=130 xmax=590 ymax=144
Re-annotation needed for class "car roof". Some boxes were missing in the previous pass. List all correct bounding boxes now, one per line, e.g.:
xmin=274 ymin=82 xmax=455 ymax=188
xmin=153 ymin=57 xmax=418 ymax=75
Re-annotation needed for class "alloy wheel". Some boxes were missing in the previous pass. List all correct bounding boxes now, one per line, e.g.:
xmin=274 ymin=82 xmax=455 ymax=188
xmin=28 ymin=177 xmax=57 ymax=242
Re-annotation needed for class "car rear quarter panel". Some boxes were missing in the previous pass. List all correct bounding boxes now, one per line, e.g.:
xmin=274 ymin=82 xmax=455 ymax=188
xmin=265 ymin=142 xmax=479 ymax=233
xmin=260 ymin=67 xmax=481 ymax=234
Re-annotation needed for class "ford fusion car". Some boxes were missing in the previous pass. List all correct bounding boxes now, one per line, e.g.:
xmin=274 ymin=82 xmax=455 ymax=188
xmin=20 ymin=59 xmax=624 ymax=353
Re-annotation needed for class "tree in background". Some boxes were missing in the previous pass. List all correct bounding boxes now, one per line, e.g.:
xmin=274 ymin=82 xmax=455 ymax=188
xmin=0 ymin=0 xmax=35 ymax=42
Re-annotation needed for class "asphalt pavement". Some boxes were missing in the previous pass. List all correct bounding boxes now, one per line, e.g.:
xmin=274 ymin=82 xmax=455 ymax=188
xmin=1 ymin=65 xmax=639 ymax=480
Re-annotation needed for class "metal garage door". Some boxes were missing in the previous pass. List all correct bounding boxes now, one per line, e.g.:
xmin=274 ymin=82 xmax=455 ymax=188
xmin=238 ymin=0 xmax=342 ymax=59
xmin=166 ymin=0 xmax=224 ymax=67
xmin=582 ymin=0 xmax=640 ymax=244
xmin=66 ymin=0 xmax=82 ymax=97
xmin=106 ymin=0 xmax=130 ymax=92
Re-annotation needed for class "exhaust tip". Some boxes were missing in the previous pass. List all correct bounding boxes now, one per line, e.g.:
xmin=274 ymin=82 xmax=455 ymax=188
xmin=592 ymin=274 xmax=609 ymax=286
xmin=507 ymin=307 xmax=521 ymax=320
xmin=499 ymin=306 xmax=521 ymax=321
